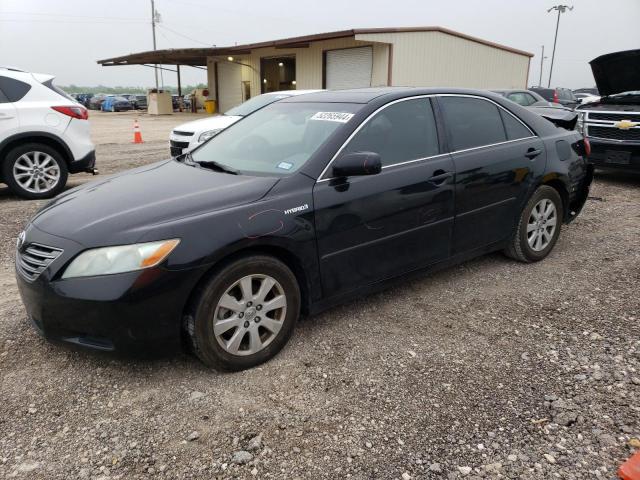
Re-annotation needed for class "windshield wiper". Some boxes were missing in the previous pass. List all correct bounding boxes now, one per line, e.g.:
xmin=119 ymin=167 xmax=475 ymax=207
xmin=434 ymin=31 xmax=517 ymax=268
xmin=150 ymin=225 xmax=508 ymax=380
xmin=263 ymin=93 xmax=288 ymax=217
xmin=196 ymin=158 xmax=239 ymax=175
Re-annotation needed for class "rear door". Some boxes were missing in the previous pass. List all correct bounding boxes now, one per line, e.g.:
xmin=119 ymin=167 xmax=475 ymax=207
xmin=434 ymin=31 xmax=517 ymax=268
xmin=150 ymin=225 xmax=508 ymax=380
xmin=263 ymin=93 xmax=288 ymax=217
xmin=0 ymin=76 xmax=22 ymax=140
xmin=438 ymin=95 xmax=546 ymax=254
xmin=313 ymin=97 xmax=455 ymax=297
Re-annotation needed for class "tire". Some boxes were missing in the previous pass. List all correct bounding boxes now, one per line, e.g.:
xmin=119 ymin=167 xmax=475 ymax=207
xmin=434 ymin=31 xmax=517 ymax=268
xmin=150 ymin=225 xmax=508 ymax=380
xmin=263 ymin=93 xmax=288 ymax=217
xmin=505 ymin=185 xmax=563 ymax=263
xmin=187 ymin=255 xmax=300 ymax=371
xmin=2 ymin=143 xmax=68 ymax=200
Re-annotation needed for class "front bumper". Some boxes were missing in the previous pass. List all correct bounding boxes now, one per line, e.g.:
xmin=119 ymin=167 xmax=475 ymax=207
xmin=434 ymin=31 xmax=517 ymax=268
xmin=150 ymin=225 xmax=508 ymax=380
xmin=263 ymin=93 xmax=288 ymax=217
xmin=586 ymin=138 xmax=640 ymax=172
xmin=15 ymin=225 xmax=203 ymax=355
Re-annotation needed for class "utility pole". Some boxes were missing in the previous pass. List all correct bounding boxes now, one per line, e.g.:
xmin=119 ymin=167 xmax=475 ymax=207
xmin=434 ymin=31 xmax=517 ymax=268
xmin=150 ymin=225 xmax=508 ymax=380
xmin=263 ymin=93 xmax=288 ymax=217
xmin=547 ymin=4 xmax=573 ymax=88
xmin=538 ymin=45 xmax=546 ymax=86
xmin=150 ymin=0 xmax=159 ymax=91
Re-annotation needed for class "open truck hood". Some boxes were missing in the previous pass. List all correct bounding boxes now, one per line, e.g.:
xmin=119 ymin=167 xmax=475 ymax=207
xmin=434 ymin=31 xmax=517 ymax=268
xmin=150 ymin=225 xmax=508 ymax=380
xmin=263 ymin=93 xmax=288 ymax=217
xmin=590 ymin=49 xmax=640 ymax=97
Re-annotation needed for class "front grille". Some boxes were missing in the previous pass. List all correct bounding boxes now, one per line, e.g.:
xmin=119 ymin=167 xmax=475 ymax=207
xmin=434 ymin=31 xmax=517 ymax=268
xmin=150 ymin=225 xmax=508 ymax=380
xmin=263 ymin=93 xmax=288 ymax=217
xmin=16 ymin=243 xmax=63 ymax=281
xmin=172 ymin=130 xmax=194 ymax=137
xmin=588 ymin=126 xmax=640 ymax=142
xmin=589 ymin=112 xmax=640 ymax=122
xmin=170 ymin=140 xmax=189 ymax=149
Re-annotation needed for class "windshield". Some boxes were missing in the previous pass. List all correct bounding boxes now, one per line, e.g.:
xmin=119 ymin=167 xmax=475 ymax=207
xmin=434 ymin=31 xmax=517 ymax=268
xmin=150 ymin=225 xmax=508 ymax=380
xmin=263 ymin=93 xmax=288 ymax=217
xmin=225 ymin=93 xmax=292 ymax=117
xmin=190 ymin=102 xmax=362 ymax=176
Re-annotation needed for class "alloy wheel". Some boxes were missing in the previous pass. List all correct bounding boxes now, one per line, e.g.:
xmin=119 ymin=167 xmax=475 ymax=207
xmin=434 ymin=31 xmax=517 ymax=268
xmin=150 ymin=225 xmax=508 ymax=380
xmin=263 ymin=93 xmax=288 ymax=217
xmin=527 ymin=198 xmax=557 ymax=251
xmin=213 ymin=274 xmax=287 ymax=356
xmin=12 ymin=151 xmax=61 ymax=194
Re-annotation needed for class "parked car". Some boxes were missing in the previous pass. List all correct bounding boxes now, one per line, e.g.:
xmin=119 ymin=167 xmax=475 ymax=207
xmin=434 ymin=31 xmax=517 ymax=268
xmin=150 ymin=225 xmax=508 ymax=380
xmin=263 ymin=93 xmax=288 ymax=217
xmin=101 ymin=95 xmax=133 ymax=112
xmin=76 ymin=93 xmax=94 ymax=108
xmin=492 ymin=89 xmax=550 ymax=107
xmin=529 ymin=87 xmax=578 ymax=109
xmin=88 ymin=94 xmax=107 ymax=110
xmin=576 ymin=49 xmax=640 ymax=172
xmin=16 ymin=87 xmax=592 ymax=370
xmin=169 ymin=90 xmax=320 ymax=157
xmin=574 ymin=87 xmax=599 ymax=96
xmin=574 ymin=92 xmax=600 ymax=105
xmin=134 ymin=95 xmax=147 ymax=110
xmin=0 ymin=67 xmax=96 ymax=199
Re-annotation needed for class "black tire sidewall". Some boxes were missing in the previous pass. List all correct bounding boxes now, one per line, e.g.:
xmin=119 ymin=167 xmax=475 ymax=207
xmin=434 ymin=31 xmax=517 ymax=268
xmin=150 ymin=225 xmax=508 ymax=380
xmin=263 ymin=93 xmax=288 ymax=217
xmin=518 ymin=186 xmax=563 ymax=262
xmin=2 ymin=143 xmax=68 ymax=199
xmin=192 ymin=256 xmax=300 ymax=371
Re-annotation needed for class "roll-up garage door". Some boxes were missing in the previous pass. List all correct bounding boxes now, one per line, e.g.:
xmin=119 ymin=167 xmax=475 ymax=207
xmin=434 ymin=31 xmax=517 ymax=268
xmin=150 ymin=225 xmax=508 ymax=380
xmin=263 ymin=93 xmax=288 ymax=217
xmin=217 ymin=61 xmax=242 ymax=113
xmin=325 ymin=47 xmax=373 ymax=90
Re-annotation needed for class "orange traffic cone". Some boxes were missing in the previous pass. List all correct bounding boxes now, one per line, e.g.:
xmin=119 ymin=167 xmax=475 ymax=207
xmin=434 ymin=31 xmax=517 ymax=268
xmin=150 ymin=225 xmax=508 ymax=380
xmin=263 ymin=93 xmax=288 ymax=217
xmin=619 ymin=450 xmax=640 ymax=480
xmin=133 ymin=119 xmax=143 ymax=144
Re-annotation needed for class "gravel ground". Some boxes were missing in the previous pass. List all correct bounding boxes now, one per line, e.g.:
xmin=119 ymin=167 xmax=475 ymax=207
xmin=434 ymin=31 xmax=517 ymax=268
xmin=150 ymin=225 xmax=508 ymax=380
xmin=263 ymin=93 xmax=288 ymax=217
xmin=0 ymin=112 xmax=639 ymax=479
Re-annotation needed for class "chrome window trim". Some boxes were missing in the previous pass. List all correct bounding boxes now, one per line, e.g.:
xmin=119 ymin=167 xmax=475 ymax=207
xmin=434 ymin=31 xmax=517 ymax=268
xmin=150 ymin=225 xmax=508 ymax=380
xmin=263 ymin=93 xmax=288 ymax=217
xmin=316 ymin=93 xmax=537 ymax=183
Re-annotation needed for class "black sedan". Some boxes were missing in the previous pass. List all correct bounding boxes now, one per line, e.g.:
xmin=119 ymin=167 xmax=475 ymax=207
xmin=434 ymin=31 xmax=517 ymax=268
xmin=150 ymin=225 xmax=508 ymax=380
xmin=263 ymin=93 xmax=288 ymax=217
xmin=15 ymin=88 xmax=593 ymax=371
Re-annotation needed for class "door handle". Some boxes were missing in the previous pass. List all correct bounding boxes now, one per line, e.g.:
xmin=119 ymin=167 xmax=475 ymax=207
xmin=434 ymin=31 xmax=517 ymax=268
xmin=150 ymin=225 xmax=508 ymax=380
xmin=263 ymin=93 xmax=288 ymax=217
xmin=525 ymin=148 xmax=542 ymax=159
xmin=428 ymin=170 xmax=453 ymax=185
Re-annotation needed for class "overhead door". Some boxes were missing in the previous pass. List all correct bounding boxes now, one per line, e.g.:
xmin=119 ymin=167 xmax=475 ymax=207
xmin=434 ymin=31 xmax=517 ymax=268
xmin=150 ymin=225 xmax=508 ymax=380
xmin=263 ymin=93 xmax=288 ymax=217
xmin=325 ymin=47 xmax=373 ymax=90
xmin=217 ymin=62 xmax=242 ymax=113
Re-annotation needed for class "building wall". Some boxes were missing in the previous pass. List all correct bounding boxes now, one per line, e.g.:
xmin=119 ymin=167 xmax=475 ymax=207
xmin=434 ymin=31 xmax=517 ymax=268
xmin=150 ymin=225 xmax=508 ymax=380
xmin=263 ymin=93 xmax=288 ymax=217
xmin=208 ymin=31 xmax=529 ymax=112
xmin=356 ymin=31 xmax=530 ymax=89
xmin=235 ymin=38 xmax=389 ymax=98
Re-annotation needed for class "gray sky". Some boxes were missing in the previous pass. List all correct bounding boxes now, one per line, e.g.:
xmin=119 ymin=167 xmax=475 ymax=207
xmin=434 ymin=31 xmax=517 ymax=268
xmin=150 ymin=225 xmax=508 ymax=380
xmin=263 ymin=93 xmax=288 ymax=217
xmin=1 ymin=0 xmax=638 ymax=89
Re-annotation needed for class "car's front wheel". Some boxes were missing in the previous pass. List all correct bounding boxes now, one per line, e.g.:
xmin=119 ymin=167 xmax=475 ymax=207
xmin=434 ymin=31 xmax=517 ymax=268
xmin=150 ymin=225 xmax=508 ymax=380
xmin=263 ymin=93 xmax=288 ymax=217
xmin=505 ymin=185 xmax=563 ymax=262
xmin=2 ymin=143 xmax=68 ymax=199
xmin=187 ymin=255 xmax=300 ymax=371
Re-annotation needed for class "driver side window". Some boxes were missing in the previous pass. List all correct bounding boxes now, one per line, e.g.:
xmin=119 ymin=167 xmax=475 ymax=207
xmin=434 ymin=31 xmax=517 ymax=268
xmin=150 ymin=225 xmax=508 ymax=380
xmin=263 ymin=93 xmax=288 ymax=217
xmin=340 ymin=98 xmax=440 ymax=167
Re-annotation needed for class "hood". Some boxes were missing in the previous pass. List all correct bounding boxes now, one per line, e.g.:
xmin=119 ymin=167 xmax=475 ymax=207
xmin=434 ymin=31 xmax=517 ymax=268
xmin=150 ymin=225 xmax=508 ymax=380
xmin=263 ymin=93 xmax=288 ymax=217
xmin=31 ymin=160 xmax=278 ymax=247
xmin=527 ymin=106 xmax=577 ymax=130
xmin=173 ymin=115 xmax=240 ymax=134
xmin=590 ymin=49 xmax=640 ymax=97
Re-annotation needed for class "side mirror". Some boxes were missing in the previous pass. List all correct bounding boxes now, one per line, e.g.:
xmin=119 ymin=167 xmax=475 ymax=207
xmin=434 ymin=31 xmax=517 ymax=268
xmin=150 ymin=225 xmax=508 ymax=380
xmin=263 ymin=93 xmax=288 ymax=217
xmin=332 ymin=151 xmax=382 ymax=178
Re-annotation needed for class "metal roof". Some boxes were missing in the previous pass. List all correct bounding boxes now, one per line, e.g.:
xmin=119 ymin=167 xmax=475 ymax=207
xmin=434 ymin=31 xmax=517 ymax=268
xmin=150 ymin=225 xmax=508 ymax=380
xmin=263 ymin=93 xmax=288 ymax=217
xmin=97 ymin=26 xmax=534 ymax=67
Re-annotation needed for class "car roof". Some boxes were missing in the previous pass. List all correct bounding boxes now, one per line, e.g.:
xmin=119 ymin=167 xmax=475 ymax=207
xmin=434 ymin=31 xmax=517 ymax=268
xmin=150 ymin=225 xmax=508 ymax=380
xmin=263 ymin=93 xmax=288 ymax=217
xmin=283 ymin=86 xmax=528 ymax=104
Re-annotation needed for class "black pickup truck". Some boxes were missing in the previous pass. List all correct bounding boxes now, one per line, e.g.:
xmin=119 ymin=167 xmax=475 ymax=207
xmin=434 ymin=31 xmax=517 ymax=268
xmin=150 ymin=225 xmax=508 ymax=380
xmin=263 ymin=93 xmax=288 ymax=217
xmin=576 ymin=49 xmax=640 ymax=172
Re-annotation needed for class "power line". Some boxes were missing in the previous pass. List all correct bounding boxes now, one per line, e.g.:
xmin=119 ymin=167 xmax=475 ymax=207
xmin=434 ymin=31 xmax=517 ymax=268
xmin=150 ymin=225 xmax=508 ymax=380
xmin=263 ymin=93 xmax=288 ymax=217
xmin=0 ymin=11 xmax=147 ymax=22
xmin=157 ymin=24 xmax=213 ymax=46
xmin=0 ymin=18 xmax=146 ymax=24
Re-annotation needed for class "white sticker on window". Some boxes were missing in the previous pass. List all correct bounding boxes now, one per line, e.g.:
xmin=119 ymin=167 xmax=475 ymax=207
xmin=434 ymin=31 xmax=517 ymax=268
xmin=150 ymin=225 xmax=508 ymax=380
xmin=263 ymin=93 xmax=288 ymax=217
xmin=277 ymin=161 xmax=293 ymax=170
xmin=310 ymin=112 xmax=354 ymax=123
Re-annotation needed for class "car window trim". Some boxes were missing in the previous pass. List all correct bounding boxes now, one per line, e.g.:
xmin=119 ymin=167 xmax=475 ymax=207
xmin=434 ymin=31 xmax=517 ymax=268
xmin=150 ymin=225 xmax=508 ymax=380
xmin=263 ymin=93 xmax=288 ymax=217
xmin=317 ymin=94 xmax=442 ymax=182
xmin=317 ymin=93 xmax=537 ymax=182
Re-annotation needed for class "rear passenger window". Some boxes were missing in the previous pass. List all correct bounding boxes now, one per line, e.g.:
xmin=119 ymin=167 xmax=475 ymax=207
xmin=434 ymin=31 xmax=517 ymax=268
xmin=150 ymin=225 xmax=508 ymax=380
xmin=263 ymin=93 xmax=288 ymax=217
xmin=500 ymin=109 xmax=532 ymax=140
xmin=0 ymin=76 xmax=31 ymax=102
xmin=340 ymin=98 xmax=439 ymax=166
xmin=440 ymin=97 xmax=506 ymax=150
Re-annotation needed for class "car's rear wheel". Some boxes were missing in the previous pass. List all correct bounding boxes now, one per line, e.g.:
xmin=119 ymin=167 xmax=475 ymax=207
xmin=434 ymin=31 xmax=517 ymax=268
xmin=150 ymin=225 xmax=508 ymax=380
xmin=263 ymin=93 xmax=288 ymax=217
xmin=2 ymin=143 xmax=68 ymax=199
xmin=187 ymin=255 xmax=300 ymax=371
xmin=505 ymin=185 xmax=563 ymax=262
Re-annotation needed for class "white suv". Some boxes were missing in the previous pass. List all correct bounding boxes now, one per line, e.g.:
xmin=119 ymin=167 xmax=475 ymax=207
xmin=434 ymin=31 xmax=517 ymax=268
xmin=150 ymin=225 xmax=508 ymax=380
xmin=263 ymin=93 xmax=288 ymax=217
xmin=0 ymin=67 xmax=96 ymax=199
xmin=169 ymin=90 xmax=320 ymax=157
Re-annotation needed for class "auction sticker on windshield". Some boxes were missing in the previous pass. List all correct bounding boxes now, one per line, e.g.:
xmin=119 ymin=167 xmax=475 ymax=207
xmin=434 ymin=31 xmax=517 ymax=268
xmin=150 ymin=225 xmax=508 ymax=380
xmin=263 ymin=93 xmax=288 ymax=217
xmin=310 ymin=112 xmax=354 ymax=123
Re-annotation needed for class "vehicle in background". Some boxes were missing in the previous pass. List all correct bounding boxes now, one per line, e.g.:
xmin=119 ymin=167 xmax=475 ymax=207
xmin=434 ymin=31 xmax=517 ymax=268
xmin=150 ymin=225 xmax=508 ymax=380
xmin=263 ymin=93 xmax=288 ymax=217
xmin=492 ymin=89 xmax=550 ymax=107
xmin=0 ymin=67 xmax=96 ymax=199
xmin=101 ymin=95 xmax=134 ymax=112
xmin=88 ymin=94 xmax=107 ymax=110
xmin=16 ymin=87 xmax=592 ymax=370
xmin=119 ymin=94 xmax=142 ymax=109
xmin=529 ymin=87 xmax=578 ymax=109
xmin=574 ymin=92 xmax=600 ymax=105
xmin=576 ymin=49 xmax=640 ymax=172
xmin=169 ymin=90 xmax=321 ymax=157
xmin=574 ymin=87 xmax=599 ymax=96
xmin=75 ymin=93 xmax=94 ymax=108
xmin=134 ymin=95 xmax=147 ymax=110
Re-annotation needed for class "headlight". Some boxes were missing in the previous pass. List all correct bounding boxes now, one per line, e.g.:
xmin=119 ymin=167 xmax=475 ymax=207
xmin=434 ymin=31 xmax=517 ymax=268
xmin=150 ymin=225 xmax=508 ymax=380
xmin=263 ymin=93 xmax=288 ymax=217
xmin=198 ymin=129 xmax=223 ymax=142
xmin=576 ymin=111 xmax=586 ymax=134
xmin=62 ymin=239 xmax=180 ymax=279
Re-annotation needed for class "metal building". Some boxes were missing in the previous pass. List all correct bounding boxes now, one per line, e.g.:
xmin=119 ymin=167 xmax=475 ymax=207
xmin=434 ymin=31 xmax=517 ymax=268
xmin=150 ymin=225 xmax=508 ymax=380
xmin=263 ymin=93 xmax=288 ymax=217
xmin=98 ymin=27 xmax=533 ymax=113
